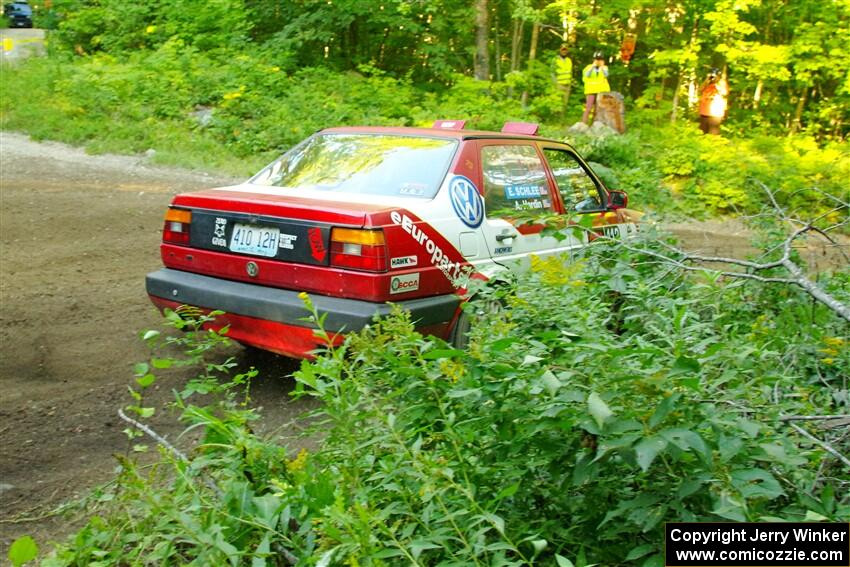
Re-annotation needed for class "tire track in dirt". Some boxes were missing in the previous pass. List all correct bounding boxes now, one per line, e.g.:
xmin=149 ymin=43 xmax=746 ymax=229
xmin=0 ymin=132 xmax=317 ymax=554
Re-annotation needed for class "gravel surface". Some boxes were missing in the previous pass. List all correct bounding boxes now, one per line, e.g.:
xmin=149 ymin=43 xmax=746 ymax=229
xmin=0 ymin=132 xmax=315 ymax=555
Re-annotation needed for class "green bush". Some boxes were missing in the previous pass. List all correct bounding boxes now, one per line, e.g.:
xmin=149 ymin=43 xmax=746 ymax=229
xmin=41 ymin=238 xmax=848 ymax=566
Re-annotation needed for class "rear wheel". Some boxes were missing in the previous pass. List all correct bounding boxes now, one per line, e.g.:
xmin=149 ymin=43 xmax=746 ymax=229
xmin=450 ymin=298 xmax=504 ymax=349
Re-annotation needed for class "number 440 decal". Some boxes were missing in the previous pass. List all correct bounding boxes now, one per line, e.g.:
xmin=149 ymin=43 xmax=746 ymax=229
xmin=601 ymin=224 xmax=638 ymax=239
xmin=602 ymin=225 xmax=622 ymax=239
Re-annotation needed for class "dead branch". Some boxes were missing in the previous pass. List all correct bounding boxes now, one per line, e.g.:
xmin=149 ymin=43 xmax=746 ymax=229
xmin=787 ymin=422 xmax=850 ymax=470
xmin=118 ymin=408 xmax=188 ymax=462
xmin=779 ymin=415 xmax=850 ymax=422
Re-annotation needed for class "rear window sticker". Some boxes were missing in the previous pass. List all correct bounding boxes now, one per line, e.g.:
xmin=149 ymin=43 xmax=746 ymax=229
xmin=212 ymin=217 xmax=227 ymax=247
xmin=399 ymin=183 xmax=428 ymax=196
xmin=504 ymin=184 xmax=546 ymax=200
xmin=278 ymin=233 xmax=298 ymax=250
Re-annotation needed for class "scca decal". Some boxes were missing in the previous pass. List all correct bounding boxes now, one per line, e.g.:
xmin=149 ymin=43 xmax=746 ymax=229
xmin=449 ymin=175 xmax=483 ymax=228
xmin=390 ymin=273 xmax=419 ymax=294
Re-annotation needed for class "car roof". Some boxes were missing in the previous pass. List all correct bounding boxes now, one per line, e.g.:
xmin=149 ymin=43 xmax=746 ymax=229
xmin=319 ymin=126 xmax=567 ymax=146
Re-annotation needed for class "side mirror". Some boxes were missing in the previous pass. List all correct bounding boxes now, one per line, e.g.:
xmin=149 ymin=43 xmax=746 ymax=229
xmin=608 ymin=190 xmax=628 ymax=210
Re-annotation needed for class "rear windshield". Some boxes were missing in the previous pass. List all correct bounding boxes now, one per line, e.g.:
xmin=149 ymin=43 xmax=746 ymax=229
xmin=250 ymin=133 xmax=458 ymax=199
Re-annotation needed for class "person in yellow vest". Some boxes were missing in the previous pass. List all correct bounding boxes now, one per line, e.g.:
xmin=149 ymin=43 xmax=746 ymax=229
xmin=582 ymin=51 xmax=611 ymax=124
xmin=553 ymin=45 xmax=573 ymax=120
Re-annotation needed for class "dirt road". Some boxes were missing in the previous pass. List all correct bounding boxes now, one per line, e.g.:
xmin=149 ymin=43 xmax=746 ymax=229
xmin=0 ymin=132 xmax=313 ymax=554
xmin=0 ymin=132 xmax=845 ymax=556
xmin=0 ymin=28 xmax=46 ymax=61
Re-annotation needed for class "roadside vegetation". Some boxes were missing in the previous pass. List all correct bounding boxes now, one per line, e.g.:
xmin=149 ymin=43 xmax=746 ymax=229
xmin=2 ymin=1 xmax=848 ymax=565
xmin=16 ymin=233 xmax=847 ymax=566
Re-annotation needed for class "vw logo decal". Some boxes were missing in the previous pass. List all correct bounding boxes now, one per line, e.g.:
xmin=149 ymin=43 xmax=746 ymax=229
xmin=448 ymin=175 xmax=483 ymax=228
xmin=246 ymin=261 xmax=259 ymax=277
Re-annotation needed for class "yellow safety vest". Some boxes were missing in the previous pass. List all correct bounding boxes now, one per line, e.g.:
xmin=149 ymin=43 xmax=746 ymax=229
xmin=582 ymin=64 xmax=610 ymax=95
xmin=554 ymin=56 xmax=573 ymax=86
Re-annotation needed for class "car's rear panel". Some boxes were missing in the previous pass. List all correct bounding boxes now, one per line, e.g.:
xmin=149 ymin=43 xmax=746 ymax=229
xmin=157 ymin=185 xmax=468 ymax=305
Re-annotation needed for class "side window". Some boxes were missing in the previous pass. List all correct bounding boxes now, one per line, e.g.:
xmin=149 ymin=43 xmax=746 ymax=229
xmin=543 ymin=149 xmax=605 ymax=212
xmin=481 ymin=145 xmax=554 ymax=219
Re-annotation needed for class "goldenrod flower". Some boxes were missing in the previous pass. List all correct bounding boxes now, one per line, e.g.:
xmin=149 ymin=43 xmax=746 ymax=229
xmin=286 ymin=448 xmax=309 ymax=473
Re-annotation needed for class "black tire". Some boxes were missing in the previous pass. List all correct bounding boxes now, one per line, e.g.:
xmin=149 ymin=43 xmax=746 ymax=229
xmin=450 ymin=308 xmax=473 ymax=349
xmin=449 ymin=298 xmax=504 ymax=349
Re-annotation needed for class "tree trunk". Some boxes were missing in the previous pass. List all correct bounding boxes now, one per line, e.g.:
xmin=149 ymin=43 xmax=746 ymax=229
xmin=790 ymin=86 xmax=808 ymax=133
xmin=510 ymin=18 xmax=523 ymax=72
xmin=671 ymin=72 xmax=683 ymax=123
xmin=494 ymin=10 xmax=501 ymax=82
xmin=521 ymin=22 xmax=539 ymax=107
xmin=474 ymin=0 xmax=490 ymax=81
xmin=753 ymin=79 xmax=763 ymax=107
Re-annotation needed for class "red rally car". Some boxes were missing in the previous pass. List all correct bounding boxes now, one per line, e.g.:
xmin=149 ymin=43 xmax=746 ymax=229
xmin=145 ymin=121 xmax=642 ymax=358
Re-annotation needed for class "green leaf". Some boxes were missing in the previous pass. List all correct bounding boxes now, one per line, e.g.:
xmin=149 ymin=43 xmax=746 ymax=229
xmin=522 ymin=355 xmax=544 ymax=365
xmin=482 ymin=513 xmax=505 ymax=534
xmin=446 ymin=388 xmax=482 ymax=399
xmin=804 ymin=510 xmax=828 ymax=521
xmin=718 ymin=433 xmax=744 ymax=462
xmin=495 ymin=482 xmax=520 ymax=501
xmin=141 ymin=330 xmax=160 ymax=341
xmin=587 ymin=392 xmax=613 ymax=429
xmin=8 ymin=536 xmax=38 ymax=567
xmin=730 ymin=468 xmax=784 ymax=500
xmin=641 ymin=553 xmax=665 ymax=567
xmin=133 ymin=362 xmax=149 ymax=376
xmin=151 ymin=357 xmax=174 ymax=369
xmin=556 ymin=555 xmax=575 ymax=567
xmin=489 ymin=337 xmax=518 ymax=351
xmin=532 ymin=539 xmax=548 ymax=554
xmin=252 ymin=493 xmax=282 ymax=528
xmin=136 ymin=373 xmax=156 ymax=388
xmin=649 ymin=393 xmax=681 ymax=429
xmin=410 ymin=540 xmax=442 ymax=560
xmin=671 ymin=356 xmax=700 ymax=375
xmin=625 ymin=544 xmax=655 ymax=561
xmin=373 ymin=548 xmax=406 ymax=559
xmin=540 ymin=369 xmax=561 ymax=395
xmin=676 ymin=477 xmax=705 ymax=499
xmin=659 ymin=428 xmax=710 ymax=462
xmin=252 ymin=533 xmax=271 ymax=567
xmin=422 ymin=348 xmax=464 ymax=360
xmin=634 ymin=436 xmax=668 ymax=472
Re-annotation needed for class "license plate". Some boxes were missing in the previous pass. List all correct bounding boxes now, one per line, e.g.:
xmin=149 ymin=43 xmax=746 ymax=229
xmin=229 ymin=223 xmax=280 ymax=258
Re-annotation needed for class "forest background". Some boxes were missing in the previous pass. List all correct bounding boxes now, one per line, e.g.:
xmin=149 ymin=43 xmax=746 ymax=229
xmin=2 ymin=1 xmax=849 ymax=566
xmin=1 ymin=0 xmax=849 ymax=218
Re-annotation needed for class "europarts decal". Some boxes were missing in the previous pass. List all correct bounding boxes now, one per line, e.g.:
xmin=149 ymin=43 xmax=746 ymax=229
xmin=448 ymin=175 xmax=483 ymax=228
xmin=390 ymin=211 xmax=469 ymax=282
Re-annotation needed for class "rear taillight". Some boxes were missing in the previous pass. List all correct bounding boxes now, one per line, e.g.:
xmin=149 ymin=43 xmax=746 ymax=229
xmin=163 ymin=208 xmax=191 ymax=245
xmin=330 ymin=228 xmax=387 ymax=272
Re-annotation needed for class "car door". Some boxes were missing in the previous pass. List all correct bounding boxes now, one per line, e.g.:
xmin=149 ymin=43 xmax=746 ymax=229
xmin=477 ymin=141 xmax=584 ymax=268
xmin=540 ymin=145 xmax=635 ymax=240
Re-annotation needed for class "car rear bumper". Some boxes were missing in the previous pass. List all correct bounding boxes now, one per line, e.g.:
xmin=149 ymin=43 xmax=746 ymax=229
xmin=146 ymin=268 xmax=460 ymax=356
